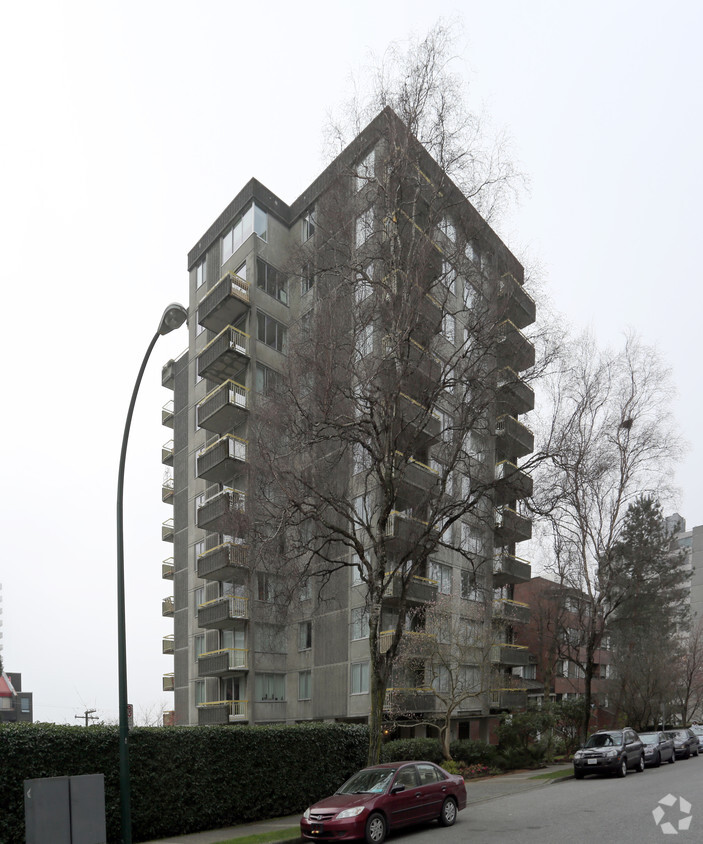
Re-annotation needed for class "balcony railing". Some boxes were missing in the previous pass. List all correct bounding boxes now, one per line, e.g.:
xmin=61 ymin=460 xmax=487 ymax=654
xmin=197 ymin=325 xmax=250 ymax=384
xmin=196 ymin=487 xmax=246 ymax=533
xmin=162 ymin=400 xmax=174 ymax=428
xmin=161 ymin=439 xmax=174 ymax=466
xmin=197 ymin=380 xmax=249 ymax=434
xmin=494 ymin=506 xmax=532 ymax=545
xmin=196 ymin=435 xmax=247 ymax=484
xmin=162 ymin=518 xmax=175 ymax=542
xmin=197 ymin=542 xmax=249 ymax=582
xmin=496 ymin=320 xmax=535 ymax=373
xmin=162 ymin=557 xmax=174 ymax=580
xmin=162 ymin=634 xmax=174 ymax=654
xmin=197 ymin=595 xmax=249 ymax=628
xmin=162 ymin=359 xmax=176 ymax=389
xmin=494 ymin=460 xmax=533 ymax=504
xmin=162 ymin=474 xmax=174 ymax=504
xmin=384 ymin=572 xmax=438 ymax=605
xmin=491 ymin=643 xmax=531 ymax=667
xmin=162 ymin=673 xmax=175 ymax=692
xmin=384 ymin=510 xmax=435 ymax=547
xmin=162 ymin=596 xmax=174 ymax=616
xmin=198 ymin=271 xmax=250 ymax=333
xmin=197 ymin=647 xmax=249 ymax=676
xmin=397 ymin=392 xmax=441 ymax=445
xmin=495 ymin=414 xmax=534 ymax=460
xmin=493 ymin=552 xmax=532 ymax=586
xmin=384 ymin=687 xmax=438 ymax=712
xmin=497 ymin=273 xmax=536 ymax=330
xmin=492 ymin=598 xmax=531 ymax=625
xmin=497 ymin=368 xmax=535 ymax=416
xmin=379 ymin=629 xmax=435 ymax=655
xmin=489 ymin=687 xmax=529 ymax=710
xmin=197 ymin=700 xmax=248 ymax=724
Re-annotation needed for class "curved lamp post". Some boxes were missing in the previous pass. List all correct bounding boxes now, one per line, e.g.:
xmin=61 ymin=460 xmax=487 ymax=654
xmin=117 ymin=303 xmax=187 ymax=844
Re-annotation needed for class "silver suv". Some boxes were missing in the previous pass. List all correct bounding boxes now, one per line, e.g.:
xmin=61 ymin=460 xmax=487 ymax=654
xmin=573 ymin=728 xmax=645 ymax=779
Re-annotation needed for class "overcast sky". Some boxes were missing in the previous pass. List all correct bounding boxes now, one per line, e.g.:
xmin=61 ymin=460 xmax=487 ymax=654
xmin=1 ymin=0 xmax=701 ymax=725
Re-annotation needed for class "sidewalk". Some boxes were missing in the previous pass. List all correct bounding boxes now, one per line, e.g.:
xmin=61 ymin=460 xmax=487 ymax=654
xmin=142 ymin=765 xmax=573 ymax=844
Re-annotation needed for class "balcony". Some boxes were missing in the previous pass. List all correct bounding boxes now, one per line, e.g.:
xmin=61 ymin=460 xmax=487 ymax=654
xmin=495 ymin=415 xmax=534 ymax=460
xmin=384 ymin=510 xmax=437 ymax=550
xmin=197 ymin=325 xmax=250 ymax=384
xmin=162 ymin=359 xmax=176 ymax=389
xmin=197 ymin=542 xmax=249 ymax=583
xmin=162 ymin=518 xmax=175 ymax=542
xmin=196 ymin=488 xmax=246 ymax=534
xmin=198 ymin=271 xmax=250 ymax=334
xmin=497 ymin=273 xmax=536 ymax=330
xmin=197 ymin=595 xmax=249 ymax=629
xmin=197 ymin=380 xmax=249 ymax=434
xmin=162 ymin=474 xmax=174 ymax=504
xmin=162 ymin=557 xmax=174 ymax=580
xmin=197 ymin=700 xmax=248 ymax=725
xmin=496 ymin=320 xmax=535 ymax=373
xmin=383 ymin=336 xmax=442 ymax=402
xmin=497 ymin=368 xmax=535 ymax=416
xmin=162 ymin=635 xmax=174 ymax=654
xmin=489 ymin=688 xmax=528 ymax=710
xmin=491 ymin=643 xmax=531 ymax=667
xmin=494 ymin=506 xmax=532 ymax=545
xmin=161 ymin=439 xmax=174 ymax=466
xmin=493 ymin=552 xmax=531 ymax=586
xmin=395 ymin=454 xmax=440 ymax=504
xmin=162 ymin=400 xmax=174 ymax=428
xmin=493 ymin=598 xmax=531 ymax=625
xmin=383 ymin=572 xmax=438 ymax=607
xmin=379 ymin=629 xmax=435 ymax=656
xmin=196 ymin=435 xmax=247 ymax=485
xmin=162 ymin=596 xmax=174 ymax=617
xmin=162 ymin=673 xmax=175 ymax=692
xmin=397 ymin=393 xmax=441 ymax=447
xmin=197 ymin=648 xmax=248 ymax=676
xmin=494 ymin=460 xmax=533 ymax=504
xmin=384 ymin=687 xmax=438 ymax=713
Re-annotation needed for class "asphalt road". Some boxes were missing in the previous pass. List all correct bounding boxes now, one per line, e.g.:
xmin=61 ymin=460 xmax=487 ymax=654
xmin=398 ymin=757 xmax=703 ymax=844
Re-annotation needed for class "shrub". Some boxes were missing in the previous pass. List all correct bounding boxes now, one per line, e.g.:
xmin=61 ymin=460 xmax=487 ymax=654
xmin=380 ymin=737 xmax=444 ymax=764
xmin=449 ymin=739 xmax=499 ymax=767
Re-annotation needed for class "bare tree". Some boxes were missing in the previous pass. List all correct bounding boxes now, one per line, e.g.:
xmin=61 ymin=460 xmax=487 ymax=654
xmin=246 ymin=28 xmax=542 ymax=764
xmin=673 ymin=619 xmax=703 ymax=724
xmin=533 ymin=332 xmax=683 ymax=739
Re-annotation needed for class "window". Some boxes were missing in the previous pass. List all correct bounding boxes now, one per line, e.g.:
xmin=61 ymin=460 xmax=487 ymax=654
xmin=221 ymin=203 xmax=268 ymax=264
xmin=356 ymin=147 xmax=375 ymax=191
xmin=430 ymin=562 xmax=452 ymax=595
xmin=195 ymin=259 xmax=207 ymax=289
xmin=351 ymin=607 xmax=370 ymax=640
xmin=301 ymin=262 xmax=315 ymax=295
xmin=195 ymin=679 xmax=206 ymax=706
xmin=257 ymin=258 xmax=288 ymax=304
xmin=355 ymin=208 xmax=374 ymax=248
xmin=442 ymin=313 xmax=455 ymax=344
xmin=299 ymin=620 xmax=312 ymax=651
xmin=351 ymin=552 xmax=364 ymax=585
xmin=302 ymin=207 xmax=315 ymax=241
xmin=439 ymin=216 xmax=456 ymax=243
xmin=465 ymin=240 xmax=477 ymax=263
xmin=194 ymin=539 xmax=205 ymax=569
xmin=442 ymin=260 xmax=457 ymax=294
xmin=299 ymin=670 xmax=312 ymax=700
xmin=257 ymin=312 xmax=287 ymax=353
xmin=194 ymin=493 xmax=205 ymax=520
xmin=461 ymin=570 xmax=482 ymax=601
xmin=355 ymin=323 xmax=373 ymax=360
xmin=462 ymin=281 xmax=476 ymax=310
xmin=352 ymin=441 xmax=371 ymax=475
xmin=257 ymin=572 xmax=281 ymax=603
xmin=300 ymin=578 xmax=312 ymax=601
xmin=255 ymin=362 xmax=282 ymax=394
xmin=351 ymin=661 xmax=370 ymax=694
xmin=355 ymin=265 xmax=373 ymax=303
xmin=194 ymin=586 xmax=204 ymax=610
xmin=461 ymin=523 xmax=481 ymax=554
xmin=436 ymin=409 xmax=452 ymax=444
xmin=20 ymin=697 xmax=30 ymax=713
xmin=194 ymin=633 xmax=205 ymax=662
xmin=255 ymin=673 xmax=286 ymax=701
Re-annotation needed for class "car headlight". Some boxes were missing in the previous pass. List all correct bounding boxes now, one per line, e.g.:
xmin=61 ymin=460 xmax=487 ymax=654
xmin=604 ymin=749 xmax=618 ymax=758
xmin=337 ymin=807 xmax=365 ymax=820
xmin=574 ymin=751 xmax=584 ymax=759
xmin=303 ymin=809 xmax=310 ymax=820
xmin=644 ymin=746 xmax=653 ymax=753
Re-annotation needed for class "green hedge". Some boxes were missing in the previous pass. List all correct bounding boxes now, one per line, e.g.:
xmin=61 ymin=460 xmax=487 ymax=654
xmin=0 ymin=722 xmax=368 ymax=844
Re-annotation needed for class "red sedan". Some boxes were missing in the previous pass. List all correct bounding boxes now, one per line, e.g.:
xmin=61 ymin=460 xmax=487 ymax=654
xmin=300 ymin=761 xmax=467 ymax=844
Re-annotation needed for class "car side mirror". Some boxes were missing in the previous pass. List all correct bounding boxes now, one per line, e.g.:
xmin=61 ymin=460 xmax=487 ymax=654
xmin=391 ymin=784 xmax=406 ymax=794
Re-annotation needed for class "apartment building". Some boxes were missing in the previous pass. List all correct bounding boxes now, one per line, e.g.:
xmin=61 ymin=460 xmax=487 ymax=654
xmin=0 ymin=671 xmax=33 ymax=723
xmin=668 ymin=514 xmax=703 ymax=625
xmin=161 ymin=108 xmax=536 ymax=738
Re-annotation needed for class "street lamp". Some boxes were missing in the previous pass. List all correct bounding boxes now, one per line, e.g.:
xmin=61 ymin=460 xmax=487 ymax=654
xmin=116 ymin=303 xmax=187 ymax=844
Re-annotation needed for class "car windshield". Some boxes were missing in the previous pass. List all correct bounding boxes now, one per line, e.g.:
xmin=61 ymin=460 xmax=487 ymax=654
xmin=691 ymin=727 xmax=703 ymax=735
xmin=639 ymin=733 xmax=658 ymax=745
xmin=337 ymin=768 xmax=396 ymax=795
xmin=585 ymin=732 xmax=622 ymax=748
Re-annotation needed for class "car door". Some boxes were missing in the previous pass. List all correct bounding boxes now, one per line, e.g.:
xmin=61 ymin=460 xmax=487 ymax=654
xmin=624 ymin=730 xmax=638 ymax=767
xmin=414 ymin=764 xmax=449 ymax=820
xmin=386 ymin=765 xmax=423 ymax=829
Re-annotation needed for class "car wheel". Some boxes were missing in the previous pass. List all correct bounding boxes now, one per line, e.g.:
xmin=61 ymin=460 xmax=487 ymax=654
xmin=669 ymin=751 xmax=676 ymax=764
xmin=616 ymin=758 xmax=627 ymax=778
xmin=654 ymin=751 xmax=661 ymax=768
xmin=574 ymin=769 xmax=585 ymax=779
xmin=439 ymin=798 xmax=457 ymax=827
xmin=637 ymin=754 xmax=645 ymax=773
xmin=685 ymin=749 xmax=691 ymax=759
xmin=365 ymin=812 xmax=387 ymax=844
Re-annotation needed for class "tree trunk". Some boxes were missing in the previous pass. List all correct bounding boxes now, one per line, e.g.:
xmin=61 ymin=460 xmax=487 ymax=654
xmin=367 ymin=674 xmax=387 ymax=765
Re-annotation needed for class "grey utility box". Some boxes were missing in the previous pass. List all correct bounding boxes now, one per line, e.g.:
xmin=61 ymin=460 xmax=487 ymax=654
xmin=24 ymin=774 xmax=106 ymax=844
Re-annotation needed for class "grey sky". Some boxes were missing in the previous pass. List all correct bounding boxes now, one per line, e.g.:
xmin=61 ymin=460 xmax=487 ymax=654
xmin=1 ymin=0 xmax=700 ymax=724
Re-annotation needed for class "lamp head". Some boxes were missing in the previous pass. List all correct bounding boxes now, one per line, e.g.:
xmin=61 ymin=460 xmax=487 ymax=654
xmin=158 ymin=303 xmax=188 ymax=336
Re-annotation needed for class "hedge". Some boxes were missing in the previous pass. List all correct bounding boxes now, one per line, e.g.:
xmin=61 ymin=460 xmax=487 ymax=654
xmin=0 ymin=722 xmax=368 ymax=844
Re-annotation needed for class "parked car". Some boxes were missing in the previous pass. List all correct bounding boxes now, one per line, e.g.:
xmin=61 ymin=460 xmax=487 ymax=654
xmin=573 ymin=728 xmax=645 ymax=778
xmin=639 ymin=732 xmax=676 ymax=766
xmin=689 ymin=725 xmax=703 ymax=749
xmin=665 ymin=729 xmax=700 ymax=759
xmin=300 ymin=761 xmax=467 ymax=844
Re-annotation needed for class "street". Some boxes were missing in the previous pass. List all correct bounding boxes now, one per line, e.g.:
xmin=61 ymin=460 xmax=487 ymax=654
xmin=400 ymin=759 xmax=703 ymax=844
